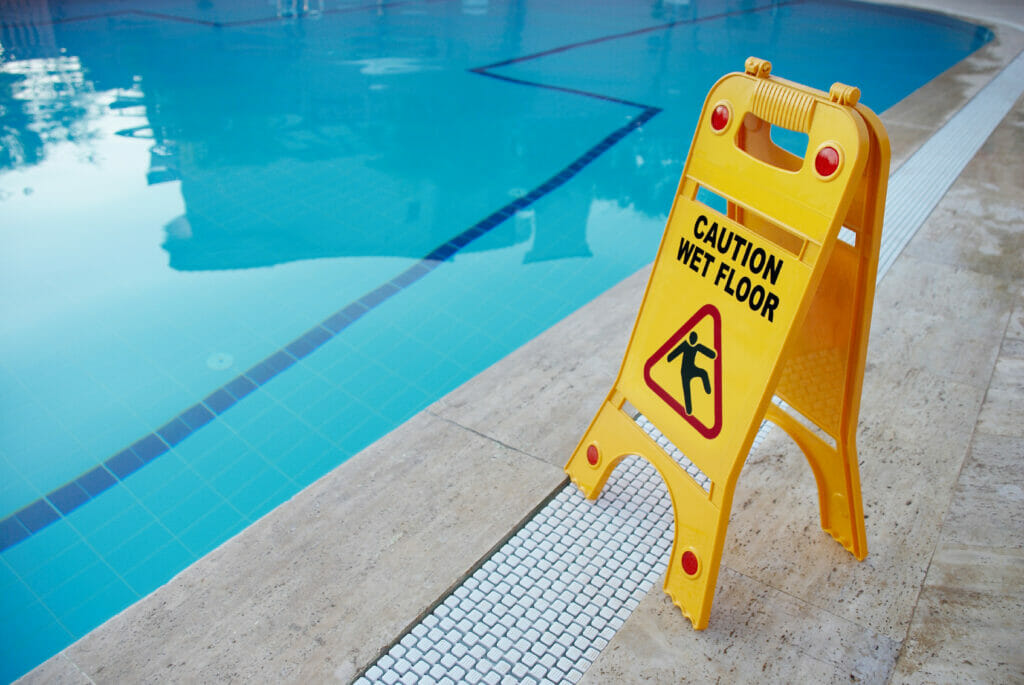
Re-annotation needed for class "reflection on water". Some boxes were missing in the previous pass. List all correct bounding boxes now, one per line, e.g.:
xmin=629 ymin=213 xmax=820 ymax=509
xmin=3 ymin=0 xmax=651 ymax=269
xmin=4 ymin=0 xmax=991 ymax=272
xmin=0 ymin=0 xmax=996 ymax=270
xmin=0 ymin=56 xmax=100 ymax=171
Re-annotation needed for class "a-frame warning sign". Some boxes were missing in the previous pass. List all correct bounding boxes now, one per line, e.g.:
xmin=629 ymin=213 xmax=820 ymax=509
xmin=644 ymin=304 xmax=722 ymax=439
xmin=565 ymin=57 xmax=890 ymax=630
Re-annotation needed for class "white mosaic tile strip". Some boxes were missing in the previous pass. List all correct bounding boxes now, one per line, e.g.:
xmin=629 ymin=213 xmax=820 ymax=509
xmin=632 ymin=411 xmax=712 ymax=492
xmin=356 ymin=455 xmax=674 ymax=685
xmin=876 ymin=50 xmax=1024 ymax=278
xmin=356 ymin=52 xmax=1024 ymax=685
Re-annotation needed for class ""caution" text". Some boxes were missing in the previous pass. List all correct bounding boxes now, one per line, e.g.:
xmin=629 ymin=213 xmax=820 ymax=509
xmin=676 ymin=214 xmax=784 ymax=321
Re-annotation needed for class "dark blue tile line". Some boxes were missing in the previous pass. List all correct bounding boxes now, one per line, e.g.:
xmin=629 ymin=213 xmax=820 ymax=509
xmin=0 ymin=9 xmax=679 ymax=553
xmin=468 ymin=68 xmax=654 ymax=110
xmin=475 ymin=0 xmax=807 ymax=72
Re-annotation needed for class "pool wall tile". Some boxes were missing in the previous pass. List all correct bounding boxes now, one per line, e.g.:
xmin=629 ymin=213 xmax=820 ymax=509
xmin=63 ymin=486 xmax=136 ymax=537
xmin=16 ymin=500 xmax=60 ymax=533
xmin=225 ymin=375 xmax=257 ymax=399
xmin=156 ymin=417 xmax=192 ymax=448
xmin=123 ymin=541 xmax=193 ymax=596
xmin=244 ymin=361 xmax=277 ymax=385
xmin=178 ymin=503 xmax=246 ymax=557
xmin=84 ymin=503 xmax=158 ymax=554
xmin=102 ymin=450 xmax=138 ymax=482
xmin=106 ymin=524 xmax=175 ymax=576
xmin=203 ymin=388 xmax=238 ymax=414
xmin=77 ymin=467 xmax=117 ymax=497
xmin=47 ymin=482 xmax=91 ymax=516
xmin=0 ymin=518 xmax=30 ymax=549
xmin=62 ymin=581 xmax=136 ymax=637
xmin=0 ymin=574 xmax=35 ymax=616
xmin=162 ymin=486 xmax=223 ymax=537
xmin=131 ymin=434 xmax=170 ymax=463
xmin=0 ymin=601 xmax=73 ymax=684
xmin=40 ymin=562 xmax=121 ymax=617
xmin=180 ymin=404 xmax=215 ymax=430
xmin=25 ymin=543 xmax=102 ymax=597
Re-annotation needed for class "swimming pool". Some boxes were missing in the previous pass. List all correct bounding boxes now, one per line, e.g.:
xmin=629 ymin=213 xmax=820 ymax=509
xmin=0 ymin=0 xmax=991 ymax=680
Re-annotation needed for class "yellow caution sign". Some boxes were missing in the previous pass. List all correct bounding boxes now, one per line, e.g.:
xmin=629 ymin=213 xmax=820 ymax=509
xmin=566 ymin=57 xmax=890 ymax=629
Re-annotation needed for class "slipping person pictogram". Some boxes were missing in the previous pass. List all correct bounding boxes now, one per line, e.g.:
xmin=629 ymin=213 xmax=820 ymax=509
xmin=666 ymin=331 xmax=717 ymax=415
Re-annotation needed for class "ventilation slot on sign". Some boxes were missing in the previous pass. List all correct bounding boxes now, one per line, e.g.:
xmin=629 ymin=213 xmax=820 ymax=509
xmin=695 ymin=185 xmax=807 ymax=259
xmin=771 ymin=396 xmax=837 ymax=449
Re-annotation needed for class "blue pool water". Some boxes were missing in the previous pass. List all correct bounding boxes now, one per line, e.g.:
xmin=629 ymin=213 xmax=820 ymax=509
xmin=0 ymin=0 xmax=990 ymax=679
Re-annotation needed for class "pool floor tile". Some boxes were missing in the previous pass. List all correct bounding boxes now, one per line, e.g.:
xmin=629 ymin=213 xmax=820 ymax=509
xmin=217 ymin=390 xmax=276 ymax=431
xmin=298 ymin=391 xmax=353 ymax=430
xmin=275 ymin=433 xmax=335 ymax=480
xmin=279 ymin=374 xmax=339 ymax=414
xmin=253 ymin=415 xmax=311 ymax=455
xmin=211 ymin=452 xmax=273 ymax=498
xmin=232 ymin=468 xmax=290 ymax=518
xmin=82 ymin=501 xmax=159 ymax=554
xmin=0 ymin=603 xmax=72 ymax=684
xmin=0 ymin=574 xmax=36 ymax=616
xmin=188 ymin=435 xmax=254 ymax=484
xmin=294 ymin=447 xmax=346 ymax=487
xmin=40 ymin=561 xmax=122 ymax=618
xmin=106 ymin=523 xmax=175 ymax=577
xmin=62 ymin=580 xmax=137 ymax=637
xmin=161 ymin=485 xmax=225 ymax=537
xmin=122 ymin=453 xmax=194 ymax=506
xmin=246 ymin=483 xmax=294 ymax=522
xmin=178 ymin=502 xmax=246 ymax=558
xmin=2 ymin=521 xmax=79 ymax=578
xmin=23 ymin=541 xmax=104 ymax=600
xmin=0 ymin=516 xmax=31 ymax=551
xmin=123 ymin=541 xmax=193 ymax=597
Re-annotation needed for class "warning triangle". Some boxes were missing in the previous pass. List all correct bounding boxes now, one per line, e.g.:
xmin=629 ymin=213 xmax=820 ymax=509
xmin=644 ymin=304 xmax=723 ymax=439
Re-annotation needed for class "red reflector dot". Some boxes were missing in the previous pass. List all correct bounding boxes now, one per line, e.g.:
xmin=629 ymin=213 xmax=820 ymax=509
xmin=586 ymin=444 xmax=599 ymax=466
xmin=681 ymin=550 xmax=699 ymax=576
xmin=711 ymin=105 xmax=729 ymax=131
xmin=815 ymin=146 xmax=840 ymax=177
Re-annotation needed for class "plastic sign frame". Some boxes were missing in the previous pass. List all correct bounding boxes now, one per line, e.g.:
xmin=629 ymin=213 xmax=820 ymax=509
xmin=565 ymin=57 xmax=891 ymax=630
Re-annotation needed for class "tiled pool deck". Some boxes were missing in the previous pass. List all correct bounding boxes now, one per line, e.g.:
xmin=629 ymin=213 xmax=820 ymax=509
xmin=21 ymin=1 xmax=1024 ymax=682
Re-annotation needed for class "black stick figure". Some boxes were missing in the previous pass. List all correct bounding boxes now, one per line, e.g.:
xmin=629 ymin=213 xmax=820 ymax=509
xmin=666 ymin=331 xmax=717 ymax=415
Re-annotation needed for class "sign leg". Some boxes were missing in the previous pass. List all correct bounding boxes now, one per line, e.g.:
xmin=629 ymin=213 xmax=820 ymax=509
xmin=765 ymin=404 xmax=867 ymax=559
xmin=566 ymin=396 xmax=728 ymax=629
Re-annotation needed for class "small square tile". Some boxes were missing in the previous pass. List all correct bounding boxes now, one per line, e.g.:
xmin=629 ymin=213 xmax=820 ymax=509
xmin=266 ymin=351 xmax=296 ymax=374
xmin=0 ymin=516 xmax=30 ymax=550
xmin=180 ymin=403 xmax=215 ymax=430
xmin=203 ymin=388 xmax=237 ymax=414
xmin=131 ymin=434 xmax=169 ymax=462
xmin=225 ymin=375 xmax=257 ymax=399
xmin=47 ymin=481 xmax=90 ymax=515
xmin=157 ymin=419 xmax=192 ymax=447
xmin=77 ymin=466 xmax=116 ymax=496
xmin=16 ymin=499 xmax=60 ymax=533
